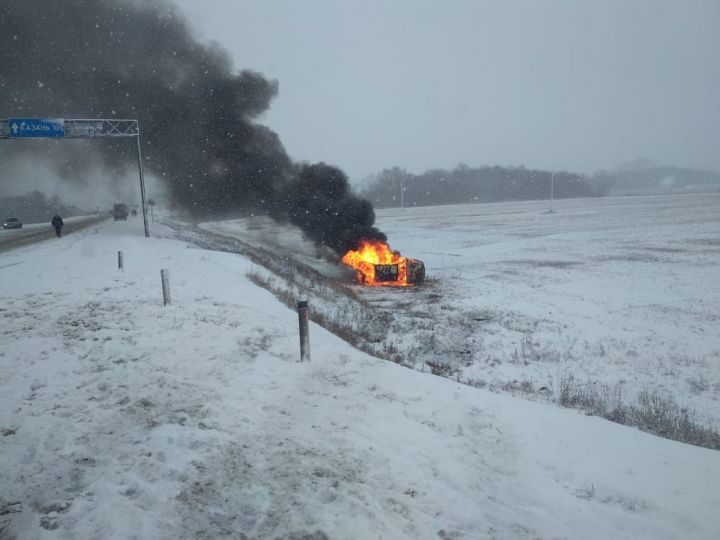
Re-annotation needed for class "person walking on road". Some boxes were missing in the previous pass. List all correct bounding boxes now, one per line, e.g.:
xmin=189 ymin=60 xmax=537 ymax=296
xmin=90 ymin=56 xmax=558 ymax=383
xmin=51 ymin=214 xmax=64 ymax=237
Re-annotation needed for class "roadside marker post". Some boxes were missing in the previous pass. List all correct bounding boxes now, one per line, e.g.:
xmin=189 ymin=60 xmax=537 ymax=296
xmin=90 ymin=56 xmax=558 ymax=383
xmin=297 ymin=300 xmax=310 ymax=363
xmin=161 ymin=269 xmax=171 ymax=306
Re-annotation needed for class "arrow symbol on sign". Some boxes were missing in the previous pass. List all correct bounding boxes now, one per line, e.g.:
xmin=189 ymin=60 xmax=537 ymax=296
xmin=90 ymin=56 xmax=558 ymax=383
xmin=11 ymin=123 xmax=18 ymax=134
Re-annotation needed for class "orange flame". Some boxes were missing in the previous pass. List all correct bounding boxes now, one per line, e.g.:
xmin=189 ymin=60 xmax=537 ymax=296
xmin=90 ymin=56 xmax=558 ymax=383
xmin=341 ymin=239 xmax=410 ymax=286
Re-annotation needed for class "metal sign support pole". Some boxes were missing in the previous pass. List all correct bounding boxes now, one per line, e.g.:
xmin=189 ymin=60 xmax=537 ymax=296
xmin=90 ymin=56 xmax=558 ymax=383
xmin=136 ymin=134 xmax=150 ymax=238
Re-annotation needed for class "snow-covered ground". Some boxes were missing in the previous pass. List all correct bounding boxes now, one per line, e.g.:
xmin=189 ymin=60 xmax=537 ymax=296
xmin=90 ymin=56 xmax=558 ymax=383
xmin=2 ymin=207 xmax=720 ymax=539
xmin=200 ymin=193 xmax=720 ymax=431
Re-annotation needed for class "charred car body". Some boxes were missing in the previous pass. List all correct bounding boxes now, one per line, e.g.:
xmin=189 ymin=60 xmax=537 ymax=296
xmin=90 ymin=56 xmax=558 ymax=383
xmin=373 ymin=258 xmax=425 ymax=285
xmin=342 ymin=239 xmax=426 ymax=286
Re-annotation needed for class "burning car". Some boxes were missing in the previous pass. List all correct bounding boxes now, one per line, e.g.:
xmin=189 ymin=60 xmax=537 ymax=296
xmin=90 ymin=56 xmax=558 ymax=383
xmin=342 ymin=239 xmax=425 ymax=286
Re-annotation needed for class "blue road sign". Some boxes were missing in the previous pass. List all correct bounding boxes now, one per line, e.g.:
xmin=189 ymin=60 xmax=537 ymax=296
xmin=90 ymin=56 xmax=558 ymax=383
xmin=8 ymin=118 xmax=65 ymax=138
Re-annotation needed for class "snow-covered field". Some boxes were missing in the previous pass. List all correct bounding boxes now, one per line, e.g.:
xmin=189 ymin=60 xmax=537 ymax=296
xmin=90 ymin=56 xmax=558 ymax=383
xmin=2 ymin=200 xmax=720 ymax=539
xmin=201 ymin=193 xmax=720 ymax=433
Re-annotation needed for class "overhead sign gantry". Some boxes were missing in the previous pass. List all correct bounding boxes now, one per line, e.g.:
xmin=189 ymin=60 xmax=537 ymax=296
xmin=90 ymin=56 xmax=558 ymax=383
xmin=1 ymin=118 xmax=150 ymax=237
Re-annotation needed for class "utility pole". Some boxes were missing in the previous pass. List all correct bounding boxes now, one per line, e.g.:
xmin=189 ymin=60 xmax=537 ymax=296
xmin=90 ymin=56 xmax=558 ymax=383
xmin=549 ymin=167 xmax=555 ymax=213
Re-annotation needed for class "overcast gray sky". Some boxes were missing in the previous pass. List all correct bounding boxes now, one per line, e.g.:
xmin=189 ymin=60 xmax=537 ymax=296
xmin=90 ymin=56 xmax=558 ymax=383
xmin=173 ymin=0 xmax=720 ymax=180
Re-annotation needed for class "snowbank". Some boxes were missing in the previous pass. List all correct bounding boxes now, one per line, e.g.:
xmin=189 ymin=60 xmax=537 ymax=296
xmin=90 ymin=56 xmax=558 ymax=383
xmin=1 ymin=216 xmax=718 ymax=539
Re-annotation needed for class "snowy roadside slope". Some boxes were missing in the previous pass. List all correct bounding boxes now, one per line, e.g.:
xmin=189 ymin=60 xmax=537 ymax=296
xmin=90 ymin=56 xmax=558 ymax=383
xmin=199 ymin=194 xmax=720 ymax=429
xmin=1 ymin=218 xmax=719 ymax=539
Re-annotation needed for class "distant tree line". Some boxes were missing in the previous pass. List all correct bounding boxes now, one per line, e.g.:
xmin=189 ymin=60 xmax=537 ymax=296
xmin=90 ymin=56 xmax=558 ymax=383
xmin=360 ymin=162 xmax=720 ymax=208
xmin=0 ymin=191 xmax=82 ymax=223
xmin=602 ymin=163 xmax=720 ymax=196
xmin=361 ymin=164 xmax=610 ymax=209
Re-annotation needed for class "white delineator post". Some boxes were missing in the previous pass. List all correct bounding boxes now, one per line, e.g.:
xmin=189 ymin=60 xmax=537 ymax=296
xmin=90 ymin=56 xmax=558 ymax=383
xmin=161 ymin=269 xmax=171 ymax=306
xmin=297 ymin=300 xmax=310 ymax=362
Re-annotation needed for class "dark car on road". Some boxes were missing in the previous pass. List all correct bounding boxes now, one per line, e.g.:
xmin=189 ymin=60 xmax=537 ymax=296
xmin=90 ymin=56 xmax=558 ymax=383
xmin=2 ymin=217 xmax=22 ymax=229
xmin=113 ymin=203 xmax=128 ymax=221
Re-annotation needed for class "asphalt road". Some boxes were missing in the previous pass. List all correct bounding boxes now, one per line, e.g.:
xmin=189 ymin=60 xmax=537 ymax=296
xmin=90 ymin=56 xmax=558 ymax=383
xmin=0 ymin=215 xmax=111 ymax=253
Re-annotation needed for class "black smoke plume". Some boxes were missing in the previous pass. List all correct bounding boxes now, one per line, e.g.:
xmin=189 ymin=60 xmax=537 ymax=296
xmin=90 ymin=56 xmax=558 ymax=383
xmin=0 ymin=0 xmax=385 ymax=253
xmin=285 ymin=163 xmax=385 ymax=253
